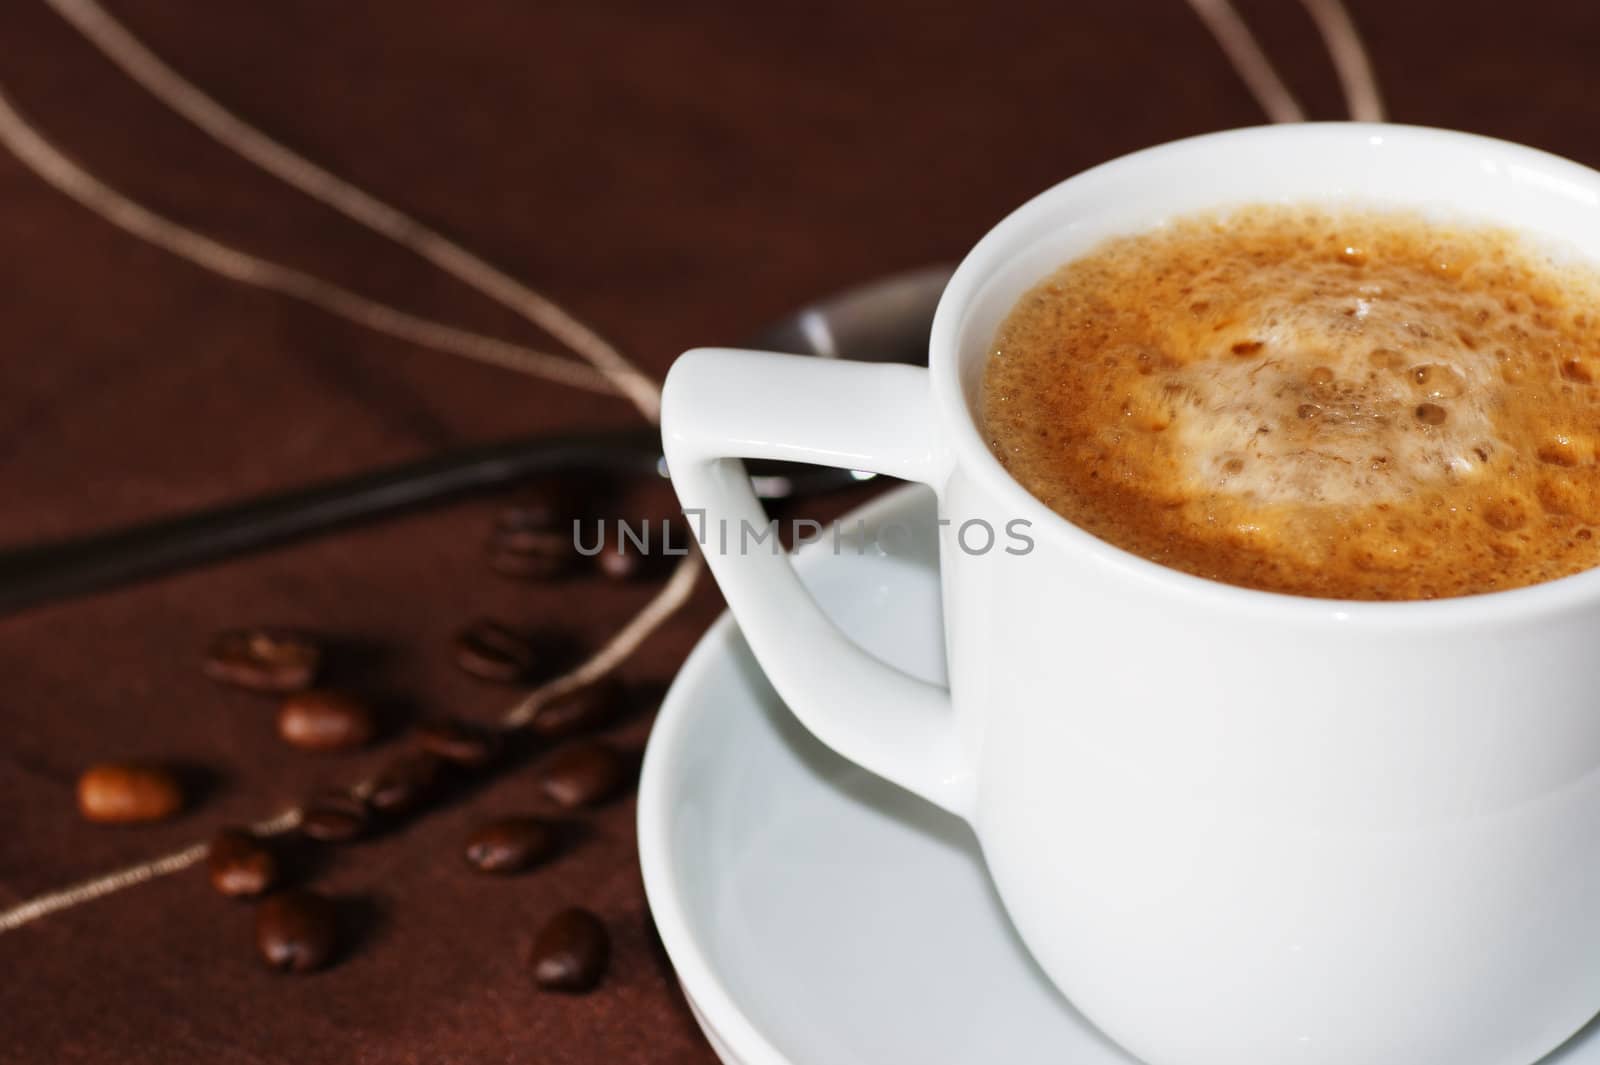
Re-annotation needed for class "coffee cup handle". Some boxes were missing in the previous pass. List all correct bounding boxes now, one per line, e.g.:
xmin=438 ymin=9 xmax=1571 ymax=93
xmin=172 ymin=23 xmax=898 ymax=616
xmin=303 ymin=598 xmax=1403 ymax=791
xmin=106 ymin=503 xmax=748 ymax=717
xmin=662 ymin=348 xmax=974 ymax=819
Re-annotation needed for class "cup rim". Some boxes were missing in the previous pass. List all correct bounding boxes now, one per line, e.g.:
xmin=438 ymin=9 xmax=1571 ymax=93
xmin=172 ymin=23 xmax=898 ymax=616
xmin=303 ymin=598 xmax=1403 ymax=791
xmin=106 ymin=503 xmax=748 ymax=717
xmin=929 ymin=122 xmax=1600 ymax=626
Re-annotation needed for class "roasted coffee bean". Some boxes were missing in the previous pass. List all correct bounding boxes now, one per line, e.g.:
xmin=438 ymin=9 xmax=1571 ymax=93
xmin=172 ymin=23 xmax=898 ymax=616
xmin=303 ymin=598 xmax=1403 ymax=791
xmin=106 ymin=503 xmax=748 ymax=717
xmin=464 ymin=817 xmax=560 ymax=874
xmin=368 ymin=751 xmax=444 ymax=815
xmin=298 ymin=791 xmax=369 ymax=843
xmin=255 ymin=890 xmax=337 ymax=973
xmin=528 ymin=676 xmax=624 ymax=739
xmin=489 ymin=538 xmax=572 ymax=579
xmin=276 ymin=691 xmax=375 ymax=752
xmin=203 ymin=628 xmax=320 ymax=693
xmin=539 ymin=740 xmax=629 ymax=808
xmin=77 ymin=763 xmax=183 ymax=824
xmin=500 ymin=480 xmax=579 ymax=530
xmin=593 ymin=535 xmax=646 ymax=581
xmin=494 ymin=511 xmax=559 ymax=549
xmin=207 ymin=828 xmax=277 ymax=898
xmin=453 ymin=620 xmax=539 ymax=683
xmin=488 ymin=508 xmax=573 ymax=580
xmin=531 ymin=907 xmax=609 ymax=992
xmin=415 ymin=717 xmax=500 ymax=767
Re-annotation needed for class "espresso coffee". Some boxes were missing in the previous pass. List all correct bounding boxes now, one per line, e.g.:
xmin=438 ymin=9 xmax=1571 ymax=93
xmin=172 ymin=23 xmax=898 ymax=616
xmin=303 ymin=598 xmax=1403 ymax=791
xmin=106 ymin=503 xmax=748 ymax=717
xmin=982 ymin=206 xmax=1600 ymax=599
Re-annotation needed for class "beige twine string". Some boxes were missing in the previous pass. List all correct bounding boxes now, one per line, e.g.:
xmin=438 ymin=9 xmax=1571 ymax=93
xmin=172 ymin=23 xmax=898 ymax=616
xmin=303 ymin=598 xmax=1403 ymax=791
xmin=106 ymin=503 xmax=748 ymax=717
xmin=0 ymin=809 xmax=302 ymax=934
xmin=1183 ymin=0 xmax=1307 ymax=123
xmin=41 ymin=0 xmax=663 ymax=421
xmin=0 ymin=0 xmax=1384 ymax=935
xmin=0 ymin=90 xmax=614 ymax=397
xmin=1298 ymin=0 xmax=1387 ymax=122
xmin=1184 ymin=0 xmax=1383 ymax=124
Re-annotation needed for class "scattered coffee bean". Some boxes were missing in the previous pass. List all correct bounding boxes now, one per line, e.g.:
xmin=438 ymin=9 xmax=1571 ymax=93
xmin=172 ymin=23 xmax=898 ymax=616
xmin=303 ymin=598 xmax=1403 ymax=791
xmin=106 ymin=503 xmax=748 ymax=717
xmin=593 ymin=534 xmax=646 ymax=581
xmin=528 ymin=676 xmax=624 ymax=739
xmin=206 ymin=828 xmax=277 ymax=898
xmin=488 ymin=506 xmax=574 ymax=580
xmin=368 ymin=751 xmax=444 ymax=815
xmin=415 ymin=717 xmax=500 ymax=768
xmin=298 ymin=791 xmax=369 ymax=843
xmin=464 ymin=816 xmax=559 ymax=874
xmin=501 ymin=480 xmax=579 ymax=530
xmin=255 ymin=889 xmax=338 ymax=973
xmin=276 ymin=690 xmax=376 ymax=752
xmin=203 ymin=628 xmax=320 ymax=693
xmin=77 ymin=763 xmax=184 ymax=824
xmin=453 ymin=619 xmax=539 ymax=683
xmin=494 ymin=511 xmax=560 ymax=550
xmin=531 ymin=907 xmax=609 ymax=992
xmin=539 ymin=740 xmax=629 ymax=808
xmin=489 ymin=536 xmax=573 ymax=579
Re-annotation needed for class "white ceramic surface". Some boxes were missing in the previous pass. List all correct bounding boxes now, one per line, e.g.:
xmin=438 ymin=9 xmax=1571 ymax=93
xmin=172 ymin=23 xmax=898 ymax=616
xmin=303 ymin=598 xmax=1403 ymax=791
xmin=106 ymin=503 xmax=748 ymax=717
xmin=661 ymin=125 xmax=1600 ymax=1065
xmin=639 ymin=485 xmax=1600 ymax=1065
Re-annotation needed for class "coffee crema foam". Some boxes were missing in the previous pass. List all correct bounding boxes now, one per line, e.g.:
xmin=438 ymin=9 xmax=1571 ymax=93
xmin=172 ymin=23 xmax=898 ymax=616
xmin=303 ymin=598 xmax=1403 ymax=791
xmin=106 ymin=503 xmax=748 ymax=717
xmin=982 ymin=206 xmax=1600 ymax=600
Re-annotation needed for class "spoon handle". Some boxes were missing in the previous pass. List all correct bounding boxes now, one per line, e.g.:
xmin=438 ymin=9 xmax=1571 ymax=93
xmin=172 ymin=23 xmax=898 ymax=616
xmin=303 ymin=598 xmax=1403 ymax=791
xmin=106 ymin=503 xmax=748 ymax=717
xmin=0 ymin=426 xmax=664 ymax=616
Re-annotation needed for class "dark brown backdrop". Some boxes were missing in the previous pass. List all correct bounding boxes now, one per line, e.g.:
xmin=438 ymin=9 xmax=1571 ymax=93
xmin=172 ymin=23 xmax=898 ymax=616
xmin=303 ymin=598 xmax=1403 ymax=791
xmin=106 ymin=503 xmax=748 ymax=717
xmin=1 ymin=2 xmax=1597 ymax=1062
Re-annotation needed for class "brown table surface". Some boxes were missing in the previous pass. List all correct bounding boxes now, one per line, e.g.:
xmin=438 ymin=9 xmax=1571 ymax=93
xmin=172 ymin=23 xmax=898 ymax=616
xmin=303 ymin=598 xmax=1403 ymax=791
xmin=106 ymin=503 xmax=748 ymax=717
xmin=2 ymin=1 xmax=1598 ymax=1061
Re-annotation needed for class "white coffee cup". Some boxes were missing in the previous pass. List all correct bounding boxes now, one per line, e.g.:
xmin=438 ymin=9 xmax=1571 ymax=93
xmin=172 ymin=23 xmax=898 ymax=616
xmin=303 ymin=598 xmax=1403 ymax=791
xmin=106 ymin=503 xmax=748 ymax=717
xmin=660 ymin=124 xmax=1600 ymax=1065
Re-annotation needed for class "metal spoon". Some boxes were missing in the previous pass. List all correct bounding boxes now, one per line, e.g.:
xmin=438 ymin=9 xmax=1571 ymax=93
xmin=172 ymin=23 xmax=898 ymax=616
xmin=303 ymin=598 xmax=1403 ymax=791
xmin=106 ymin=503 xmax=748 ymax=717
xmin=0 ymin=264 xmax=953 ymax=615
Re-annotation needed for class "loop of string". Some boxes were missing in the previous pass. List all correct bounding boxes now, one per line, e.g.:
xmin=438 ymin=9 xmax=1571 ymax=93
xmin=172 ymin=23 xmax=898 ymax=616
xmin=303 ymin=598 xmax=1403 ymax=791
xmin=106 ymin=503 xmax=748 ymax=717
xmin=1298 ymin=0 xmax=1386 ymax=122
xmin=1183 ymin=0 xmax=1307 ymax=123
xmin=0 ymin=89 xmax=616 ymax=396
xmin=41 ymin=0 xmax=664 ymax=420
xmin=1184 ymin=0 xmax=1384 ymax=124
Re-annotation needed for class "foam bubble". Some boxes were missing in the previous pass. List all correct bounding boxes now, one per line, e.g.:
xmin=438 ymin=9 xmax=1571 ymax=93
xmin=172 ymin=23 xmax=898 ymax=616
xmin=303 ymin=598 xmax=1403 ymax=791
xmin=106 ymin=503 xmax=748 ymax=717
xmin=1160 ymin=279 xmax=1509 ymax=506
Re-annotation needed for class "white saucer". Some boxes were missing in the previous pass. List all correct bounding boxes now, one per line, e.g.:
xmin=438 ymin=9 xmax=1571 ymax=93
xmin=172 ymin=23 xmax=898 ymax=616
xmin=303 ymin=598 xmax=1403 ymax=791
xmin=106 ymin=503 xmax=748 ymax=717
xmin=638 ymin=485 xmax=1600 ymax=1065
